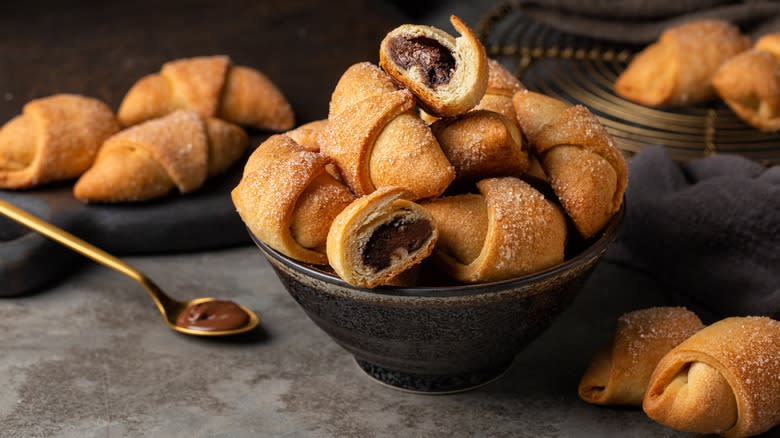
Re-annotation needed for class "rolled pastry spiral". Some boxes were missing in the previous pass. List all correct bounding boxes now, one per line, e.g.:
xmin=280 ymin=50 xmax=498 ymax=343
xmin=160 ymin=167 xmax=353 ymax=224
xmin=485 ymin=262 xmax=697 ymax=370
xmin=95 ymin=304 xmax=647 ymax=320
xmin=513 ymin=90 xmax=628 ymax=238
xmin=321 ymin=62 xmax=454 ymax=200
xmin=326 ymin=186 xmax=438 ymax=288
xmin=643 ymin=316 xmax=780 ymax=438
xmin=0 ymin=94 xmax=120 ymax=189
xmin=232 ymin=134 xmax=355 ymax=265
xmin=713 ymin=33 xmax=780 ymax=132
xmin=422 ymin=177 xmax=566 ymax=283
xmin=74 ymin=109 xmax=247 ymax=203
xmin=578 ymin=307 xmax=704 ymax=406
xmin=379 ymin=15 xmax=488 ymax=118
xmin=118 ymin=55 xmax=295 ymax=131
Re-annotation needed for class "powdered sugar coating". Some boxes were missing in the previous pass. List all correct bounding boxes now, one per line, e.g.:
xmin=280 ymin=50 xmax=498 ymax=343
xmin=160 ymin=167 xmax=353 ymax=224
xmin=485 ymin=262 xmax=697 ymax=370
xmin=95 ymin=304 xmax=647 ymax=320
xmin=107 ymin=110 xmax=208 ymax=192
xmin=431 ymin=109 xmax=528 ymax=183
xmin=423 ymin=177 xmax=566 ymax=283
xmin=513 ymin=91 xmax=628 ymax=238
xmin=617 ymin=307 xmax=703 ymax=367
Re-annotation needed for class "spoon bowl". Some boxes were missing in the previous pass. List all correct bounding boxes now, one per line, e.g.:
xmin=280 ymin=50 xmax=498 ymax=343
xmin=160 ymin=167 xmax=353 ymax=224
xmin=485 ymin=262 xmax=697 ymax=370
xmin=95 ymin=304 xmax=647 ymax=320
xmin=0 ymin=198 xmax=259 ymax=337
xmin=163 ymin=297 xmax=260 ymax=336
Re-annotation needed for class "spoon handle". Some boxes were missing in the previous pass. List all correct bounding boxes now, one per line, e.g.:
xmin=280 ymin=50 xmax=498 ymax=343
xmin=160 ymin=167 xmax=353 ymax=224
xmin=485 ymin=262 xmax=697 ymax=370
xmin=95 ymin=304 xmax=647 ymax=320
xmin=0 ymin=198 xmax=174 ymax=309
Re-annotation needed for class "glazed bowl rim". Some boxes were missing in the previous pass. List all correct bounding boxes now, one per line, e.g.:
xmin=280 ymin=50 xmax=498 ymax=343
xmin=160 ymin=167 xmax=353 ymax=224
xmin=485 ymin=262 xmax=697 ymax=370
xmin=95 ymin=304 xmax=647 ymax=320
xmin=252 ymin=204 xmax=623 ymax=298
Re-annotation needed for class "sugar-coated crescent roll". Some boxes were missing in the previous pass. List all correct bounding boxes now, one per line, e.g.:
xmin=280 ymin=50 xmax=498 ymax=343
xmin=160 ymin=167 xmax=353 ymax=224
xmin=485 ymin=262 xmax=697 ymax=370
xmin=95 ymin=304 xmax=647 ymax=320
xmin=712 ymin=34 xmax=780 ymax=132
xmin=615 ymin=20 xmax=750 ymax=107
xmin=644 ymin=316 xmax=780 ymax=438
xmin=74 ymin=110 xmax=247 ymax=203
xmin=0 ymin=94 xmax=120 ymax=189
xmin=321 ymin=62 xmax=454 ymax=200
xmin=379 ymin=15 xmax=488 ymax=118
xmin=431 ymin=110 xmax=529 ymax=184
xmin=513 ymin=90 xmax=627 ymax=238
xmin=422 ymin=177 xmax=566 ymax=283
xmin=232 ymin=134 xmax=354 ymax=265
xmin=118 ymin=55 xmax=295 ymax=131
xmin=578 ymin=307 xmax=704 ymax=406
xmin=326 ymin=186 xmax=438 ymax=288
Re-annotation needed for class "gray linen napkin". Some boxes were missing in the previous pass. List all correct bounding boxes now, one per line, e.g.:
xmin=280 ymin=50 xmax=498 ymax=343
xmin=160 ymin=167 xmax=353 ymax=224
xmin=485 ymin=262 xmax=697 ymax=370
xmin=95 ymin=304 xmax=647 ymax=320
xmin=510 ymin=0 xmax=780 ymax=43
xmin=607 ymin=145 xmax=780 ymax=321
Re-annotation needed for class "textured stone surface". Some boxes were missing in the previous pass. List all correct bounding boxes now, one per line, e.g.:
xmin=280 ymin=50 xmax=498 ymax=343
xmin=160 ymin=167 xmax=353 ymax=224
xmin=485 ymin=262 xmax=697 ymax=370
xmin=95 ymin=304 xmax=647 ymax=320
xmin=0 ymin=247 xmax=706 ymax=437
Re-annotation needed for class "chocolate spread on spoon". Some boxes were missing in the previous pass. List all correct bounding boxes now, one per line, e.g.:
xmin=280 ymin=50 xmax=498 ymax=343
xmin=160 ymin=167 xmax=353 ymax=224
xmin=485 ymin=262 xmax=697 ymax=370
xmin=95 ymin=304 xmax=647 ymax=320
xmin=175 ymin=300 xmax=250 ymax=331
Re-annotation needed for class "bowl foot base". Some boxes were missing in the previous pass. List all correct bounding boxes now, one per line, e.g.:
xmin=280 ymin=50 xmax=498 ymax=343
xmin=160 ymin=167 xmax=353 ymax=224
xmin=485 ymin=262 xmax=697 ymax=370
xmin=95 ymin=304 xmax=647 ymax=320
xmin=354 ymin=357 xmax=512 ymax=394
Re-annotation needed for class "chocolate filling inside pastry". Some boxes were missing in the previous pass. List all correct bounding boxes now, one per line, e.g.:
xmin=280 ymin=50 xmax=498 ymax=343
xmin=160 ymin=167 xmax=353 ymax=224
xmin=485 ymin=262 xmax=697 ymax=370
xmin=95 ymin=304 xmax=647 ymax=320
xmin=387 ymin=36 xmax=455 ymax=88
xmin=362 ymin=217 xmax=433 ymax=271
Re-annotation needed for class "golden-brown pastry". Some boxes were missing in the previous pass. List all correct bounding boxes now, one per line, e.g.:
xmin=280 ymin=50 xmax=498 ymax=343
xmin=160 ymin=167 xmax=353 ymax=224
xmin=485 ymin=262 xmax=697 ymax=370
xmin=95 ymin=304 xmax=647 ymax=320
xmin=0 ymin=94 xmax=120 ymax=189
xmin=513 ymin=90 xmax=628 ymax=238
xmin=615 ymin=20 xmax=750 ymax=107
xmin=644 ymin=316 xmax=780 ymax=438
xmin=321 ymin=62 xmax=455 ymax=200
xmin=578 ymin=307 xmax=704 ymax=406
xmin=118 ymin=55 xmax=295 ymax=131
xmin=379 ymin=15 xmax=488 ymax=117
xmin=712 ymin=33 xmax=780 ymax=132
xmin=74 ymin=109 xmax=247 ymax=202
xmin=232 ymin=134 xmax=355 ymax=265
xmin=430 ymin=110 xmax=529 ymax=184
xmin=422 ymin=177 xmax=566 ymax=283
xmin=286 ymin=119 xmax=328 ymax=152
xmin=326 ymin=186 xmax=438 ymax=288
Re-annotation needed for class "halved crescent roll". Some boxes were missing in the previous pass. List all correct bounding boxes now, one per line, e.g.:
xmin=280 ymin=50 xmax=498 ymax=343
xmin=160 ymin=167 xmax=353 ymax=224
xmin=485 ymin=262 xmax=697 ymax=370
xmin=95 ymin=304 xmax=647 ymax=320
xmin=326 ymin=186 xmax=438 ymax=288
xmin=578 ymin=307 xmax=704 ymax=406
xmin=421 ymin=58 xmax=525 ymax=123
xmin=644 ymin=316 xmax=780 ymax=438
xmin=615 ymin=20 xmax=750 ymax=107
xmin=379 ymin=15 xmax=488 ymax=117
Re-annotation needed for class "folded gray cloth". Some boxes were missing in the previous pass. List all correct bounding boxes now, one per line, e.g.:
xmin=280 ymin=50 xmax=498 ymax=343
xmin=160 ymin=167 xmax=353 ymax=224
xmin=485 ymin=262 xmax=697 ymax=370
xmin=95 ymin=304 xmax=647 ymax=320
xmin=608 ymin=145 xmax=780 ymax=321
xmin=510 ymin=0 xmax=780 ymax=43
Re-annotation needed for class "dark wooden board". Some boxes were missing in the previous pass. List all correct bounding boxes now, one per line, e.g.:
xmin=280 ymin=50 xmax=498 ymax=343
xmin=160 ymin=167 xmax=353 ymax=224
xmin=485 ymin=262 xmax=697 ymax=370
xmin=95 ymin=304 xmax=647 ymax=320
xmin=0 ymin=0 xmax=408 ymax=295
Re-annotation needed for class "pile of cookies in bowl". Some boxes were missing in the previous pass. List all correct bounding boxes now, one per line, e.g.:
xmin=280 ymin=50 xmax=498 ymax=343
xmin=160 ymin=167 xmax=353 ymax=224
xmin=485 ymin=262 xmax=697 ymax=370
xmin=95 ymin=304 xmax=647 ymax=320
xmin=233 ymin=16 xmax=627 ymax=393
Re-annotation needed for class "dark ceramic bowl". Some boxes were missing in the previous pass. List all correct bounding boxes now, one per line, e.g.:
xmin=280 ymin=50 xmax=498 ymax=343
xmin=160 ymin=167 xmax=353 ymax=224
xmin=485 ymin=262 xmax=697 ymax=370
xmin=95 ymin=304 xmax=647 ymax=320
xmin=251 ymin=206 xmax=623 ymax=394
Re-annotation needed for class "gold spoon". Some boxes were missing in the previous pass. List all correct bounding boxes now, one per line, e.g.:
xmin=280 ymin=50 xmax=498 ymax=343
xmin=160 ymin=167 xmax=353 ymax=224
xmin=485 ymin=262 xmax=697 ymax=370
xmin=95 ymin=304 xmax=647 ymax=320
xmin=0 ymin=198 xmax=259 ymax=337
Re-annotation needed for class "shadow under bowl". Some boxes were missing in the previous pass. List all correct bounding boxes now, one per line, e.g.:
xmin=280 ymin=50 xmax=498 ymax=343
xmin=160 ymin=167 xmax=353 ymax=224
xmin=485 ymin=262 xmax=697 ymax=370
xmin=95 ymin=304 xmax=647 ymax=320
xmin=251 ymin=206 xmax=623 ymax=394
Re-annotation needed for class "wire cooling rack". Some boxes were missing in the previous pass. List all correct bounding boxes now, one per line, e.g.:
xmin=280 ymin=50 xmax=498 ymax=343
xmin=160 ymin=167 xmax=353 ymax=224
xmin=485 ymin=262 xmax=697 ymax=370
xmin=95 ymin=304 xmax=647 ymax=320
xmin=477 ymin=2 xmax=780 ymax=165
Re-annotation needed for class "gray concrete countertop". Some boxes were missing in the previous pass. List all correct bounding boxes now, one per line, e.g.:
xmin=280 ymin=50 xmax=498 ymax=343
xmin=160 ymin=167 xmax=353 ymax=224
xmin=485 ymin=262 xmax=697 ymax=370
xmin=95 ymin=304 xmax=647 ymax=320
xmin=1 ymin=246 xmax=697 ymax=437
